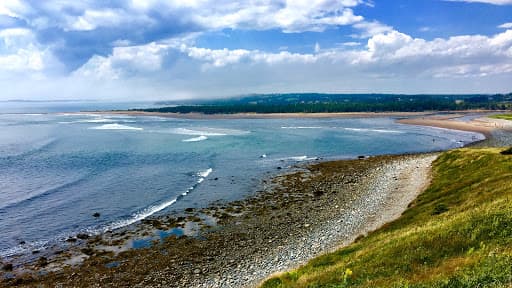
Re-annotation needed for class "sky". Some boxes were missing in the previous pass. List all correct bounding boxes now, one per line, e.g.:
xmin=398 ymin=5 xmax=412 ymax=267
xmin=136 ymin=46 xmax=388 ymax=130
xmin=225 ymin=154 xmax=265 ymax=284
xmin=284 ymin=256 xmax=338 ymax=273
xmin=1 ymin=0 xmax=512 ymax=101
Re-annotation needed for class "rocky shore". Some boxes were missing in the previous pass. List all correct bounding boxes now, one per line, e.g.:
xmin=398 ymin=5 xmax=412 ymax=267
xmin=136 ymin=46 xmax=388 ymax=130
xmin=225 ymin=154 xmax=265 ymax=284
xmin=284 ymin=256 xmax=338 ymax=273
xmin=2 ymin=153 xmax=437 ymax=288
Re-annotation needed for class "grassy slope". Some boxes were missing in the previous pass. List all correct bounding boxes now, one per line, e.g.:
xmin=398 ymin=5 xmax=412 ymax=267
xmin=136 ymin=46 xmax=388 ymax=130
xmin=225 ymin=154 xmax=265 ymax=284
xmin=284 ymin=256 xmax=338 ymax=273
xmin=490 ymin=114 xmax=512 ymax=121
xmin=262 ymin=148 xmax=512 ymax=288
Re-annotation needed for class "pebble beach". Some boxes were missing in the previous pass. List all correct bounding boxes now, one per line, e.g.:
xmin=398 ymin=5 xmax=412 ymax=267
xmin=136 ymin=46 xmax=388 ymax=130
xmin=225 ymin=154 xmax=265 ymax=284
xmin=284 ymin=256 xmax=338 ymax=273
xmin=3 ymin=153 xmax=438 ymax=287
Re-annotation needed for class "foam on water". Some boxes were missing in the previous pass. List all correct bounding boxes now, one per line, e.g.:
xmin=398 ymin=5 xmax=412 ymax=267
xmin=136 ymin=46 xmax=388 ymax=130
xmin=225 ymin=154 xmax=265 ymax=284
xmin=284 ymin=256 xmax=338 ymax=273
xmin=183 ymin=135 xmax=208 ymax=142
xmin=102 ymin=168 xmax=212 ymax=232
xmin=0 ymin=167 xmax=215 ymax=257
xmin=344 ymin=128 xmax=403 ymax=134
xmin=274 ymin=155 xmax=318 ymax=162
xmin=89 ymin=123 xmax=143 ymax=130
xmin=281 ymin=126 xmax=323 ymax=129
xmin=169 ymin=127 xmax=249 ymax=136
xmin=198 ymin=168 xmax=213 ymax=178
xmin=82 ymin=118 xmax=115 ymax=123
xmin=58 ymin=113 xmax=102 ymax=117
xmin=170 ymin=128 xmax=226 ymax=136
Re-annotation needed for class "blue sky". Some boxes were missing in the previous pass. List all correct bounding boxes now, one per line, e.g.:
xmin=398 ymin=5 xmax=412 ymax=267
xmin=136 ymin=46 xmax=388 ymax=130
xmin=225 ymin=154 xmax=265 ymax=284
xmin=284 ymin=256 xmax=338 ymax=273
xmin=0 ymin=0 xmax=512 ymax=100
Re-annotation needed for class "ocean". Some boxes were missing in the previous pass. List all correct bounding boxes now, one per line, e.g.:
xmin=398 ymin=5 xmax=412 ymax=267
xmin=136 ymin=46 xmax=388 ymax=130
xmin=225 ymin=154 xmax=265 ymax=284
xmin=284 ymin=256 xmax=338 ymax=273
xmin=0 ymin=102 xmax=485 ymax=259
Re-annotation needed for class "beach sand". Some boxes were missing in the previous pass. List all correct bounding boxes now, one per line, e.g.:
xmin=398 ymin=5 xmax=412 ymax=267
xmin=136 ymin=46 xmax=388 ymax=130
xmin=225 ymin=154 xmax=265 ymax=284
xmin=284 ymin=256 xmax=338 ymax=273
xmin=397 ymin=114 xmax=512 ymax=138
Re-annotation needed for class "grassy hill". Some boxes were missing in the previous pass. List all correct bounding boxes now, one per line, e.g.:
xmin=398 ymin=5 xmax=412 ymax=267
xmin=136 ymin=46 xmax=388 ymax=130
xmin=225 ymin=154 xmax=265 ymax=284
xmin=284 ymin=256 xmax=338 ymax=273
xmin=262 ymin=148 xmax=512 ymax=288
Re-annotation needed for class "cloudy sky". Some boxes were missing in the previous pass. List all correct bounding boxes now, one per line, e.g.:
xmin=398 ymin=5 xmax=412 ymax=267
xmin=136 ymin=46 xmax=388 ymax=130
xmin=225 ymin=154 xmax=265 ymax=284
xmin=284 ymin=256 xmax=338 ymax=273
xmin=1 ymin=0 xmax=512 ymax=100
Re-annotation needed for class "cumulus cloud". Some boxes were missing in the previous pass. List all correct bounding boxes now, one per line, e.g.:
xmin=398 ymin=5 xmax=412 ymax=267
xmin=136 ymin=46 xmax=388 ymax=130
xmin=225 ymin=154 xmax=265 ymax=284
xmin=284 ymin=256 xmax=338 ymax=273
xmin=0 ymin=0 xmax=367 ymax=70
xmin=0 ymin=0 xmax=511 ymax=99
xmin=71 ymin=28 xmax=512 ymax=84
xmin=499 ymin=22 xmax=512 ymax=29
xmin=0 ymin=27 xmax=61 ymax=77
xmin=352 ymin=20 xmax=393 ymax=38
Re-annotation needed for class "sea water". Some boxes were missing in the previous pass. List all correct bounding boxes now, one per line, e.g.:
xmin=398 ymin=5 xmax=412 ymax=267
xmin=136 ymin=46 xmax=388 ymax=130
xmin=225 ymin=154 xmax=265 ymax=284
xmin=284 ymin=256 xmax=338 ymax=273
xmin=0 ymin=103 xmax=485 ymax=258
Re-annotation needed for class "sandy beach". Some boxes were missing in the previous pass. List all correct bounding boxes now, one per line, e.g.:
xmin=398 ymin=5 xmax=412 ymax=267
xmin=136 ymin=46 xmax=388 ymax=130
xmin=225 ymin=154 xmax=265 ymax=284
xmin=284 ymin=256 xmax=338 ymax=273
xmin=397 ymin=114 xmax=512 ymax=138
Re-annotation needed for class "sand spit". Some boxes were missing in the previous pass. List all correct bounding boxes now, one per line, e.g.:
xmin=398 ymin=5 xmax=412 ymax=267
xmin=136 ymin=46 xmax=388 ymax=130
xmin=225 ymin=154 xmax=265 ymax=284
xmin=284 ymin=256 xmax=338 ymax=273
xmin=397 ymin=114 xmax=512 ymax=137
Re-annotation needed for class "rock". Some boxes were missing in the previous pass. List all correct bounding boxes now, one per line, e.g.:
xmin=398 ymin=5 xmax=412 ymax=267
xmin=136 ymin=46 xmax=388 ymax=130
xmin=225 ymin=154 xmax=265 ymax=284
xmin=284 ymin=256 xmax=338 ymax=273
xmin=92 ymin=212 xmax=101 ymax=218
xmin=313 ymin=189 xmax=324 ymax=197
xmin=76 ymin=233 xmax=90 ymax=240
xmin=193 ymin=268 xmax=201 ymax=274
xmin=2 ymin=263 xmax=13 ymax=271
xmin=277 ymin=167 xmax=282 ymax=170
xmin=19 ymin=240 xmax=26 ymax=245
xmin=66 ymin=237 xmax=77 ymax=242
xmin=38 ymin=257 xmax=48 ymax=267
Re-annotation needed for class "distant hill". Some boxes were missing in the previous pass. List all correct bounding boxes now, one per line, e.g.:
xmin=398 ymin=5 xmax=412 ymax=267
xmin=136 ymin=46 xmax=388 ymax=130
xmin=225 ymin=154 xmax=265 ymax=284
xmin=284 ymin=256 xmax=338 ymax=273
xmin=140 ymin=93 xmax=512 ymax=114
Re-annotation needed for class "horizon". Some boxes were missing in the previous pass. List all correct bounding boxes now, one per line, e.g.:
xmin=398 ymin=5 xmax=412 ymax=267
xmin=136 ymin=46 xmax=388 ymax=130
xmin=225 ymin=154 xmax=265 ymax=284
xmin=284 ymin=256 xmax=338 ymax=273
xmin=2 ymin=91 xmax=512 ymax=103
xmin=1 ymin=0 xmax=512 ymax=100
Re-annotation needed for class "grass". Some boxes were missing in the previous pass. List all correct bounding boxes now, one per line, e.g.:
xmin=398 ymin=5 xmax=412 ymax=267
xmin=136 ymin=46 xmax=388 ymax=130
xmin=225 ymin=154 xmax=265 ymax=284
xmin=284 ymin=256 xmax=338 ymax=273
xmin=261 ymin=148 xmax=512 ymax=288
xmin=490 ymin=114 xmax=512 ymax=121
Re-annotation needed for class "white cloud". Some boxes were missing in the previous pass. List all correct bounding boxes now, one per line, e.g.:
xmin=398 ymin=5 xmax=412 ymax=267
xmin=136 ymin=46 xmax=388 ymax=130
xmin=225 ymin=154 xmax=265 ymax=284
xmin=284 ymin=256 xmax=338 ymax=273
xmin=13 ymin=0 xmax=366 ymax=34
xmin=183 ymin=0 xmax=364 ymax=32
xmin=446 ymin=0 xmax=512 ymax=4
xmin=0 ymin=28 xmax=60 ymax=75
xmin=65 ymin=8 xmax=154 ymax=32
xmin=352 ymin=20 xmax=393 ymax=38
xmin=73 ymin=42 xmax=168 ymax=79
xmin=498 ymin=22 xmax=512 ymax=29
xmin=1 ymin=1 xmax=512 ymax=99
xmin=0 ymin=45 xmax=44 ymax=71
xmin=0 ymin=0 xmax=29 ymax=18
xmin=73 ymin=28 xmax=512 ymax=83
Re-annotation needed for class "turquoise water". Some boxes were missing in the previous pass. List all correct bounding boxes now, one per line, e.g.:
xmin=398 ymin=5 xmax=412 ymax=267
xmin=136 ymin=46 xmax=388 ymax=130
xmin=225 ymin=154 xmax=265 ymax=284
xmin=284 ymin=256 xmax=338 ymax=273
xmin=0 ymin=105 xmax=484 ymax=258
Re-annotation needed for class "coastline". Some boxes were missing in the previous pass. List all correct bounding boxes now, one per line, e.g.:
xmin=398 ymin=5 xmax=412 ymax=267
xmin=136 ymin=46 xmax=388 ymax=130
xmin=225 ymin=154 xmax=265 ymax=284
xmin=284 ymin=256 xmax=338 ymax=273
xmin=3 ymin=153 xmax=437 ymax=287
xmin=84 ymin=109 xmax=507 ymax=120
xmin=88 ymin=110 xmax=434 ymax=119
xmin=2 ymin=111 xmax=509 ymax=287
xmin=396 ymin=113 xmax=512 ymax=137
xmin=397 ymin=117 xmax=493 ymax=137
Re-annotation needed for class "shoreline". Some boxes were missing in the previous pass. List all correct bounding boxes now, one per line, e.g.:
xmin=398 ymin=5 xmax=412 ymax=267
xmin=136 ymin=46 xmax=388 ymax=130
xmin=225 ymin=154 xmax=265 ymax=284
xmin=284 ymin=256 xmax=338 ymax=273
xmin=396 ymin=112 xmax=512 ymax=138
xmin=82 ymin=110 xmax=503 ymax=120
xmin=2 ymin=111 xmax=509 ymax=287
xmin=2 ymin=153 xmax=438 ymax=287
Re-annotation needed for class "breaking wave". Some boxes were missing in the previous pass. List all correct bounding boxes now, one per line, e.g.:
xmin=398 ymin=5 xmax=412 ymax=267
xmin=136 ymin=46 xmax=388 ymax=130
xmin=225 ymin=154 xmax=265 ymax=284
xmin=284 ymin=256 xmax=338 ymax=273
xmin=89 ymin=124 xmax=143 ymax=131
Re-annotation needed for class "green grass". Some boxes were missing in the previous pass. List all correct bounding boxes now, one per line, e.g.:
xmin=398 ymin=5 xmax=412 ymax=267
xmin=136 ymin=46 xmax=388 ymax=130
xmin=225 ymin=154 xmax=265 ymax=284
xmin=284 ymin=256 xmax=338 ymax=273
xmin=490 ymin=114 xmax=512 ymax=121
xmin=261 ymin=148 xmax=512 ymax=288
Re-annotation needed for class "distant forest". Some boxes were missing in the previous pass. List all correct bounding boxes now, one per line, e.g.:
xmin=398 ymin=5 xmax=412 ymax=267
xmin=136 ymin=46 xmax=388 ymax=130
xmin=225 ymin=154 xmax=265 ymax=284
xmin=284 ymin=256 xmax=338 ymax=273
xmin=135 ymin=93 xmax=512 ymax=114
